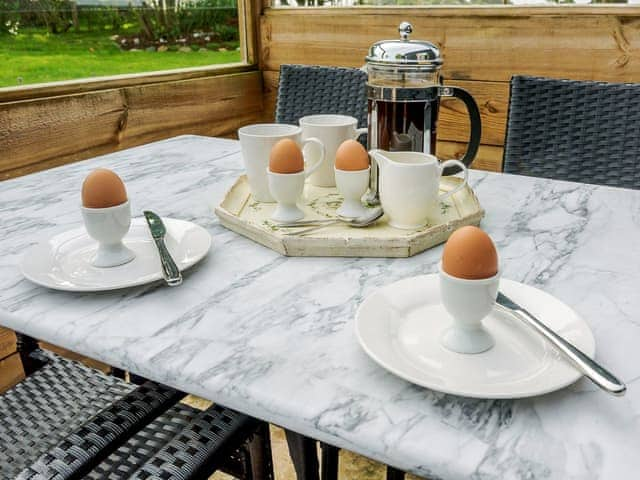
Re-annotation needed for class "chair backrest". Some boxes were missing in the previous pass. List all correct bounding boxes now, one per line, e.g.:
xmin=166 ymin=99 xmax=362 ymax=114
xmin=275 ymin=64 xmax=368 ymax=128
xmin=503 ymin=75 xmax=640 ymax=189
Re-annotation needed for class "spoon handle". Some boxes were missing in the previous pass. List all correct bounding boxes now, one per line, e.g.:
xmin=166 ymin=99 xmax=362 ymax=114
xmin=282 ymin=221 xmax=339 ymax=236
xmin=277 ymin=219 xmax=340 ymax=227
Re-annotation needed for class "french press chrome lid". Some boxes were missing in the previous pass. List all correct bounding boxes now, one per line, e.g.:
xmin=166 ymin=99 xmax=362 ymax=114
xmin=365 ymin=22 xmax=442 ymax=72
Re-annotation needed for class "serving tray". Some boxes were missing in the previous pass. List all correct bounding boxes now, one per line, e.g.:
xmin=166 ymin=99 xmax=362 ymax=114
xmin=215 ymin=175 xmax=484 ymax=257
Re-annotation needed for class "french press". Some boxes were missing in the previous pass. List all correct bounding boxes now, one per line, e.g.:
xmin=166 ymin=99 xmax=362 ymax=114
xmin=365 ymin=22 xmax=482 ymax=205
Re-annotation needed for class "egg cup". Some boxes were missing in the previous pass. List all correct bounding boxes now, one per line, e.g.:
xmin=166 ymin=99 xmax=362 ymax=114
xmin=334 ymin=167 xmax=370 ymax=219
xmin=267 ymin=153 xmax=322 ymax=223
xmin=82 ymin=201 xmax=135 ymax=268
xmin=267 ymin=170 xmax=307 ymax=222
xmin=439 ymin=264 xmax=501 ymax=354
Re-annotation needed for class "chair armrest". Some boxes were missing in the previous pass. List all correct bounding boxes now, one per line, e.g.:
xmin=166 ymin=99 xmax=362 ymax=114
xmin=131 ymin=405 xmax=261 ymax=480
xmin=17 ymin=381 xmax=183 ymax=480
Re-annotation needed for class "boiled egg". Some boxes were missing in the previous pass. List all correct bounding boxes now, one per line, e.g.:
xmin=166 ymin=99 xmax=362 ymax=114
xmin=81 ymin=169 xmax=128 ymax=208
xmin=442 ymin=226 xmax=498 ymax=280
xmin=269 ymin=139 xmax=304 ymax=174
xmin=335 ymin=140 xmax=369 ymax=171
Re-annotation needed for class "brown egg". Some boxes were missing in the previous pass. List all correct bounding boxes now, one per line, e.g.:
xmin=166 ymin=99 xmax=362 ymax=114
xmin=335 ymin=140 xmax=369 ymax=171
xmin=269 ymin=139 xmax=304 ymax=174
xmin=81 ymin=169 xmax=128 ymax=208
xmin=442 ymin=226 xmax=499 ymax=280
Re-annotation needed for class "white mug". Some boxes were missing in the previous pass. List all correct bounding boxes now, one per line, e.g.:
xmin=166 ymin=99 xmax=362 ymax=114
xmin=369 ymin=150 xmax=469 ymax=230
xmin=238 ymin=123 xmax=325 ymax=203
xmin=299 ymin=115 xmax=367 ymax=187
xmin=268 ymin=155 xmax=323 ymax=223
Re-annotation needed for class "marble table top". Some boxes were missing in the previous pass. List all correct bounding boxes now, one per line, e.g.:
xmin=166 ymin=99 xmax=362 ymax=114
xmin=1 ymin=135 xmax=639 ymax=480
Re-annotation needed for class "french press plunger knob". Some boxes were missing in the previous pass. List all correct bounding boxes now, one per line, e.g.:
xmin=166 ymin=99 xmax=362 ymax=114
xmin=398 ymin=21 xmax=412 ymax=41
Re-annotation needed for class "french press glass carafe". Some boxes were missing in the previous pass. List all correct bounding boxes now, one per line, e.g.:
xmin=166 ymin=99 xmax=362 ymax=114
xmin=365 ymin=22 xmax=482 ymax=205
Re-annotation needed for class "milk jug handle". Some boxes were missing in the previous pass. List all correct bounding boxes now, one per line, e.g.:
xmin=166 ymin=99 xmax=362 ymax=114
xmin=438 ymin=159 xmax=469 ymax=201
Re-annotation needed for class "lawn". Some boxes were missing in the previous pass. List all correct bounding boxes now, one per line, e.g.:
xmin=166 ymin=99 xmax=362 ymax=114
xmin=0 ymin=28 xmax=242 ymax=88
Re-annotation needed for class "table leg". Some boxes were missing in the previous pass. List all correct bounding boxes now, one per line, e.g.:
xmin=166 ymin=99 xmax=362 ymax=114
xmin=386 ymin=466 xmax=405 ymax=480
xmin=320 ymin=442 xmax=339 ymax=480
xmin=248 ymin=422 xmax=275 ymax=480
xmin=285 ymin=430 xmax=320 ymax=480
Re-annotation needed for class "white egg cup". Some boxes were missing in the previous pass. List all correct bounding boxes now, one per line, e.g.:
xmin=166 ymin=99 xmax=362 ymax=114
xmin=439 ymin=264 xmax=501 ymax=354
xmin=81 ymin=201 xmax=135 ymax=268
xmin=334 ymin=167 xmax=370 ymax=219
xmin=267 ymin=155 xmax=322 ymax=223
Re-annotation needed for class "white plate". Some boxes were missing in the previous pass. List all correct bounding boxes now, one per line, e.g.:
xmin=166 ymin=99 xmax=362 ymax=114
xmin=355 ymin=275 xmax=596 ymax=399
xmin=21 ymin=218 xmax=211 ymax=292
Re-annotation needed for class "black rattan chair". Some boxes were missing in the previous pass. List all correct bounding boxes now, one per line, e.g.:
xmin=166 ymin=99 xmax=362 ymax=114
xmin=503 ymin=75 xmax=640 ymax=189
xmin=275 ymin=64 xmax=367 ymax=130
xmin=0 ymin=331 xmax=273 ymax=480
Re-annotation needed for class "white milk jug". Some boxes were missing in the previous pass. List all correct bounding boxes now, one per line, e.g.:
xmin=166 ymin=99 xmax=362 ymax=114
xmin=370 ymin=150 xmax=469 ymax=230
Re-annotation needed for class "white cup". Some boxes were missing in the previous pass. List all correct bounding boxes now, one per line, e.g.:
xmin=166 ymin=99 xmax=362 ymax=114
xmin=81 ymin=201 xmax=135 ymax=268
xmin=299 ymin=115 xmax=367 ymax=187
xmin=238 ymin=123 xmax=326 ymax=203
xmin=334 ymin=167 xmax=370 ymax=219
xmin=268 ymin=156 xmax=323 ymax=223
xmin=439 ymin=264 xmax=501 ymax=354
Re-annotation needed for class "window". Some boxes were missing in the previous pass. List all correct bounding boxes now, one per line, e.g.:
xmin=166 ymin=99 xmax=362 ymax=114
xmin=0 ymin=0 xmax=247 ymax=89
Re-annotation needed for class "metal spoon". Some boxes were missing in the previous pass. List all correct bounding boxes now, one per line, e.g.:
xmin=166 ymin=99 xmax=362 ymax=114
xmin=280 ymin=207 xmax=384 ymax=236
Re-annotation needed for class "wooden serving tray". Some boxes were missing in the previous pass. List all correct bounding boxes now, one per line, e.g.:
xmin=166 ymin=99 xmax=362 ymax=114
xmin=215 ymin=175 xmax=484 ymax=257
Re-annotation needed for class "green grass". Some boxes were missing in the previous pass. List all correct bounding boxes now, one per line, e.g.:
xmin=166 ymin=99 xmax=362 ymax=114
xmin=0 ymin=28 xmax=242 ymax=88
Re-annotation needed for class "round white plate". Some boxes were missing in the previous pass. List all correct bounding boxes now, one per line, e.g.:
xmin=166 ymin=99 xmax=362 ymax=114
xmin=355 ymin=275 xmax=596 ymax=399
xmin=21 ymin=218 xmax=211 ymax=292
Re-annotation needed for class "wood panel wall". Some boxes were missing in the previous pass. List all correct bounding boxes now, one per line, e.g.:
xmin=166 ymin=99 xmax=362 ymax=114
xmin=0 ymin=327 xmax=23 ymax=393
xmin=0 ymin=70 xmax=264 ymax=180
xmin=260 ymin=6 xmax=640 ymax=171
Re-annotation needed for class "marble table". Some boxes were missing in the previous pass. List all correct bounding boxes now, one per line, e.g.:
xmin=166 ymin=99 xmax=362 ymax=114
xmin=1 ymin=135 xmax=639 ymax=480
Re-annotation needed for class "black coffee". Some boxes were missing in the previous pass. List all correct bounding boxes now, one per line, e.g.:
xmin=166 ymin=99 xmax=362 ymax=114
xmin=368 ymin=99 xmax=439 ymax=154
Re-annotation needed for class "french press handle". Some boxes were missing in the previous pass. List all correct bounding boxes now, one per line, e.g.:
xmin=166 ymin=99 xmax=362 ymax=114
xmin=438 ymin=86 xmax=482 ymax=176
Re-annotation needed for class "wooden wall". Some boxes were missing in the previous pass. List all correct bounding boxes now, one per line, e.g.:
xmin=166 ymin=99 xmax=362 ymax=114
xmin=259 ymin=6 xmax=640 ymax=171
xmin=0 ymin=70 xmax=264 ymax=180
xmin=4 ymin=6 xmax=640 ymax=178
xmin=0 ymin=328 xmax=23 ymax=393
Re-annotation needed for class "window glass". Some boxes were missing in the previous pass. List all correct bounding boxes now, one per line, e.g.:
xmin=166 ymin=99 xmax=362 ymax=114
xmin=0 ymin=0 xmax=242 ymax=88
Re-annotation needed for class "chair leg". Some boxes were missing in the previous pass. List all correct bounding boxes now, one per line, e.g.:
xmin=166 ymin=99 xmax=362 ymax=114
xmin=15 ymin=333 xmax=45 ymax=376
xmin=128 ymin=372 xmax=147 ymax=385
xmin=110 ymin=368 xmax=147 ymax=385
xmin=247 ymin=422 xmax=274 ymax=480
xmin=285 ymin=430 xmax=320 ymax=480
xmin=386 ymin=466 xmax=405 ymax=480
xmin=320 ymin=443 xmax=339 ymax=480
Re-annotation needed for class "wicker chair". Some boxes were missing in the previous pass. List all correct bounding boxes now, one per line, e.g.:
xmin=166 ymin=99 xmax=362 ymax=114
xmin=503 ymin=75 xmax=640 ymax=189
xmin=275 ymin=64 xmax=368 ymax=131
xmin=0 ymin=330 xmax=273 ymax=480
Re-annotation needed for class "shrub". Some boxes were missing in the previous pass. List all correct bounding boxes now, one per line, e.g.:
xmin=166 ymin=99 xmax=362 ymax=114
xmin=214 ymin=23 xmax=236 ymax=41
xmin=134 ymin=0 xmax=238 ymax=42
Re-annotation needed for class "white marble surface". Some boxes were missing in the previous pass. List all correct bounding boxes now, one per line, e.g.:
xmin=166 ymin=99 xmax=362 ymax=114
xmin=1 ymin=135 xmax=639 ymax=480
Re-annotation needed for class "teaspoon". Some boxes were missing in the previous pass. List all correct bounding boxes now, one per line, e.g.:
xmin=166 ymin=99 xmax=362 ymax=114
xmin=280 ymin=207 xmax=384 ymax=236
